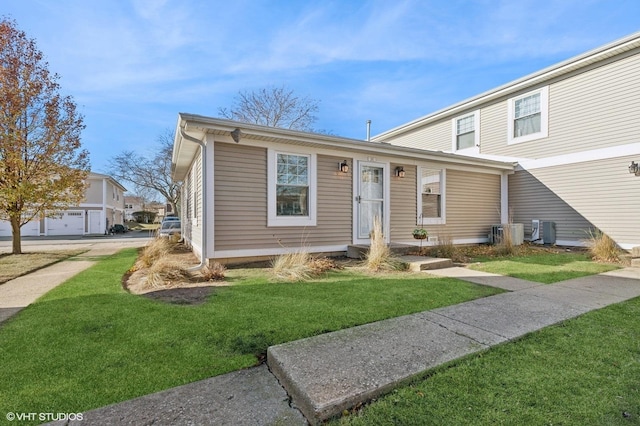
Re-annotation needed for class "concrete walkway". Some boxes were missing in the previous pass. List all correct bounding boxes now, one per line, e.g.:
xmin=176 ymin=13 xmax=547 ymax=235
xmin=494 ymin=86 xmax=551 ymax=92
xmin=37 ymin=264 xmax=640 ymax=425
xmin=268 ymin=267 xmax=640 ymax=424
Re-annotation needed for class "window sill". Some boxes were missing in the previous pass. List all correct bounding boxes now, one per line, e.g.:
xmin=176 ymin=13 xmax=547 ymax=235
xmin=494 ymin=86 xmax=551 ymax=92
xmin=420 ymin=218 xmax=445 ymax=225
xmin=507 ymin=131 xmax=548 ymax=145
xmin=268 ymin=216 xmax=317 ymax=227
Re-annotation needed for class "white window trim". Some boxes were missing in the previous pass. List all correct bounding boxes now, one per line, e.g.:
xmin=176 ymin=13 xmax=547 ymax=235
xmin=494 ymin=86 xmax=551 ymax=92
xmin=417 ymin=167 xmax=446 ymax=225
xmin=451 ymin=110 xmax=480 ymax=153
xmin=267 ymin=148 xmax=317 ymax=227
xmin=507 ymin=86 xmax=549 ymax=145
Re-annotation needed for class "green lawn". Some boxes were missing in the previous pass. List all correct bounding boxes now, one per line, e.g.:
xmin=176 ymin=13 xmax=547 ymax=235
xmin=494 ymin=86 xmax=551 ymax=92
xmin=0 ymin=248 xmax=501 ymax=419
xmin=468 ymin=251 xmax=620 ymax=283
xmin=336 ymin=297 xmax=640 ymax=425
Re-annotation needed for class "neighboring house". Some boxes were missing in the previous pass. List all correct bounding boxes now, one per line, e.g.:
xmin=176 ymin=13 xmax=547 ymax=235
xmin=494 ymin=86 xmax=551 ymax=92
xmin=154 ymin=202 xmax=178 ymax=222
xmin=68 ymin=172 xmax=127 ymax=235
xmin=172 ymin=115 xmax=514 ymax=264
xmin=125 ymin=196 xmax=166 ymax=222
xmin=124 ymin=196 xmax=145 ymax=221
xmin=0 ymin=172 xmax=127 ymax=237
xmin=373 ymin=31 xmax=640 ymax=249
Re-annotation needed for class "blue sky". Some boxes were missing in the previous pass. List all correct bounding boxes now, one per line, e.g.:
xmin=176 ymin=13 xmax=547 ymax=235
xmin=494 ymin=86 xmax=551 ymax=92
xmin=3 ymin=0 xmax=640 ymax=176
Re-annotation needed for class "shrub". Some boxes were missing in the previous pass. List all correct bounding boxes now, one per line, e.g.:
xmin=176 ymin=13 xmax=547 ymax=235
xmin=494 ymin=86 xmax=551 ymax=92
xmin=272 ymin=249 xmax=313 ymax=282
xmin=429 ymin=234 xmax=456 ymax=259
xmin=135 ymin=237 xmax=173 ymax=269
xmin=365 ymin=217 xmax=402 ymax=272
xmin=145 ymin=257 xmax=192 ymax=289
xmin=496 ymin=223 xmax=515 ymax=256
xmin=308 ymin=257 xmax=342 ymax=274
xmin=587 ymin=229 xmax=621 ymax=263
xmin=202 ymin=262 xmax=226 ymax=281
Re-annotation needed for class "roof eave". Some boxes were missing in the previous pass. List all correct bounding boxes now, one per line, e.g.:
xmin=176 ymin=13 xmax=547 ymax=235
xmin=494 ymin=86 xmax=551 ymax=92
xmin=174 ymin=114 xmax=515 ymax=171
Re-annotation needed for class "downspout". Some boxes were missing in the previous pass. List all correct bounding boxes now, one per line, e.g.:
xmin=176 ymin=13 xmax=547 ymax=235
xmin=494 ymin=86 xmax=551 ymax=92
xmin=180 ymin=128 xmax=208 ymax=272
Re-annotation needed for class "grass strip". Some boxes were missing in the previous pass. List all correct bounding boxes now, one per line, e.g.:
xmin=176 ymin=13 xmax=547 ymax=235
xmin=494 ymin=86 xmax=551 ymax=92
xmin=468 ymin=252 xmax=619 ymax=283
xmin=0 ymin=250 xmax=86 ymax=284
xmin=337 ymin=296 xmax=640 ymax=425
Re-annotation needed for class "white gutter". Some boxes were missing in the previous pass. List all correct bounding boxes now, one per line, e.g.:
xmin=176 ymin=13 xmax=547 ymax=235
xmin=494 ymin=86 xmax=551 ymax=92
xmin=179 ymin=127 xmax=208 ymax=272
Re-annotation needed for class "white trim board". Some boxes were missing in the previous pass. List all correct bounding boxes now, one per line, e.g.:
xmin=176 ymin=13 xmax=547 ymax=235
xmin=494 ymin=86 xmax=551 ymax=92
xmin=213 ymin=245 xmax=348 ymax=259
xmin=517 ymin=143 xmax=640 ymax=171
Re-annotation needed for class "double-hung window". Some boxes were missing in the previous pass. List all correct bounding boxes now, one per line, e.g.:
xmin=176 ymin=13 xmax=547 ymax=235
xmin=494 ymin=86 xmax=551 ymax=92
xmin=452 ymin=110 xmax=479 ymax=152
xmin=417 ymin=167 xmax=446 ymax=225
xmin=268 ymin=149 xmax=317 ymax=226
xmin=508 ymin=86 xmax=549 ymax=144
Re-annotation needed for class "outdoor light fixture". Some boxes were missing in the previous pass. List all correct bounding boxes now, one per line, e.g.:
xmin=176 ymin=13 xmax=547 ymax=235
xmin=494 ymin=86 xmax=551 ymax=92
xmin=339 ymin=160 xmax=349 ymax=173
xmin=230 ymin=128 xmax=242 ymax=143
xmin=395 ymin=166 xmax=406 ymax=178
xmin=629 ymin=161 xmax=640 ymax=176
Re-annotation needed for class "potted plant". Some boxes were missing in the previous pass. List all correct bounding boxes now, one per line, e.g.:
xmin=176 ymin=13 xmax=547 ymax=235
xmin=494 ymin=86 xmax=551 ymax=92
xmin=412 ymin=228 xmax=428 ymax=240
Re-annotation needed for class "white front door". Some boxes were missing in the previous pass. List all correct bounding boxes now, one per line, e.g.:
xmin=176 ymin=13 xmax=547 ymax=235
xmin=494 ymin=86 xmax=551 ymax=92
xmin=356 ymin=162 xmax=388 ymax=242
xmin=88 ymin=211 xmax=103 ymax=234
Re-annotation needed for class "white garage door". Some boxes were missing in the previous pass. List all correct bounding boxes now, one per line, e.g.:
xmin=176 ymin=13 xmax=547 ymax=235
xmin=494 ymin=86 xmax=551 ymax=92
xmin=47 ymin=211 xmax=84 ymax=236
xmin=22 ymin=220 xmax=40 ymax=236
xmin=0 ymin=219 xmax=40 ymax=237
xmin=0 ymin=220 xmax=10 ymax=237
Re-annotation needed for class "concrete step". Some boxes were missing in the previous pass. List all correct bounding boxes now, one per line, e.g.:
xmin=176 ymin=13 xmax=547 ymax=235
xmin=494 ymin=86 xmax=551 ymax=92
xmin=400 ymin=255 xmax=453 ymax=271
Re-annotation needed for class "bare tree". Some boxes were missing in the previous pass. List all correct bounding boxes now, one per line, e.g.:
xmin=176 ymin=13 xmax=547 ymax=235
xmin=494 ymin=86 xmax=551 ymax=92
xmin=219 ymin=85 xmax=319 ymax=131
xmin=0 ymin=18 xmax=89 ymax=254
xmin=108 ymin=129 xmax=180 ymax=215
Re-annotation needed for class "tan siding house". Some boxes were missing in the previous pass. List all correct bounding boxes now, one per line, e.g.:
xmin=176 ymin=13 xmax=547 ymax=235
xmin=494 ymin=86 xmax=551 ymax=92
xmin=0 ymin=172 xmax=126 ymax=237
xmin=375 ymin=31 xmax=640 ymax=249
xmin=80 ymin=172 xmax=127 ymax=235
xmin=172 ymin=115 xmax=514 ymax=264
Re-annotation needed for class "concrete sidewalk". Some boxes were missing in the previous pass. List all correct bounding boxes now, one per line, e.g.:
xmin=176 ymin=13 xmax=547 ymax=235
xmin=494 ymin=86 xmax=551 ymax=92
xmin=268 ymin=267 xmax=640 ymax=424
xmin=0 ymin=240 xmax=146 ymax=324
xmin=52 ymin=265 xmax=640 ymax=426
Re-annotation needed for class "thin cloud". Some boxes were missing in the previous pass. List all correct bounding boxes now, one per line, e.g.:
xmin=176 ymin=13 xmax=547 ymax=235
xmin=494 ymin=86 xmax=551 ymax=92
xmin=3 ymin=0 xmax=639 ymax=172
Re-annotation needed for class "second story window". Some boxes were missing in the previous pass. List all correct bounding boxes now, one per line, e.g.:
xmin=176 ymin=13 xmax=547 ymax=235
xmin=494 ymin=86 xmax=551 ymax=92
xmin=452 ymin=111 xmax=479 ymax=152
xmin=508 ymin=86 xmax=549 ymax=144
xmin=514 ymin=93 xmax=540 ymax=136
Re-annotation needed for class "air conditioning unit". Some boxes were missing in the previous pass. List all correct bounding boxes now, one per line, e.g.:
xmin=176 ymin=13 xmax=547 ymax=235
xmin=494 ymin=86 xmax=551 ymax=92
xmin=489 ymin=223 xmax=524 ymax=245
xmin=531 ymin=219 xmax=540 ymax=241
xmin=542 ymin=221 xmax=556 ymax=245
xmin=488 ymin=225 xmax=502 ymax=245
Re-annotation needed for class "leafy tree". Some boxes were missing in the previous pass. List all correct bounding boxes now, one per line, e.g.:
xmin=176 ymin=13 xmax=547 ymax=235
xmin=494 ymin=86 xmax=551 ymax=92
xmin=0 ymin=18 xmax=89 ymax=254
xmin=108 ymin=130 xmax=180 ymax=215
xmin=218 ymin=85 xmax=319 ymax=131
